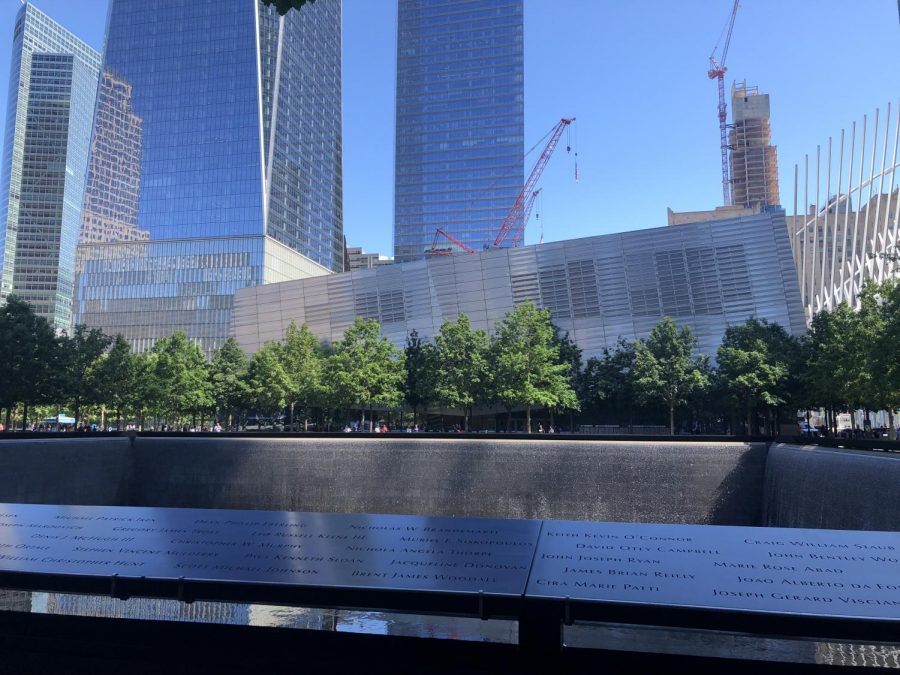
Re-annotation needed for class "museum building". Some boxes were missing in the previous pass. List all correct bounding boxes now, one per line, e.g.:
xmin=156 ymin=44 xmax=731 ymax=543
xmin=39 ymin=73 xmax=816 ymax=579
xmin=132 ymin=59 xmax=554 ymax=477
xmin=231 ymin=208 xmax=806 ymax=360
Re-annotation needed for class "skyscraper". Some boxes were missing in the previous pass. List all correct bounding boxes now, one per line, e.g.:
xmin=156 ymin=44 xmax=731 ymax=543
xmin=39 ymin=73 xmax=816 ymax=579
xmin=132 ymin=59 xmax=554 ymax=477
xmin=75 ymin=0 xmax=343 ymax=355
xmin=729 ymin=82 xmax=779 ymax=209
xmin=394 ymin=0 xmax=524 ymax=264
xmin=0 ymin=3 xmax=100 ymax=332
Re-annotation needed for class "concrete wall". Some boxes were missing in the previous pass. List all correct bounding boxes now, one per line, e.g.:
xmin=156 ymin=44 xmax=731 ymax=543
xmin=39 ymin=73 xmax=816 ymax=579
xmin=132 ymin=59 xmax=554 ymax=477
xmin=0 ymin=437 xmax=766 ymax=526
xmin=0 ymin=436 xmax=131 ymax=505
xmin=4 ymin=438 xmax=898 ymax=530
xmin=763 ymin=443 xmax=900 ymax=532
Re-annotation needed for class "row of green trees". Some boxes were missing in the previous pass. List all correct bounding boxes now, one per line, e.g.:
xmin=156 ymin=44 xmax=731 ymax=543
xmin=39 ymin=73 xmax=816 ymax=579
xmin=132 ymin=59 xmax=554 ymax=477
xmin=0 ymin=298 xmax=576 ymax=432
xmin=577 ymin=279 xmax=900 ymax=435
xmin=2 ymin=278 xmax=898 ymax=434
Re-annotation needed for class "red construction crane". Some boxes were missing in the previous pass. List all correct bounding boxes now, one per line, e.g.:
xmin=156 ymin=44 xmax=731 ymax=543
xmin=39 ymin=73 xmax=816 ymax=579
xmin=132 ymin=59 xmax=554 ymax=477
xmin=494 ymin=117 xmax=574 ymax=247
xmin=509 ymin=188 xmax=542 ymax=248
xmin=429 ymin=117 xmax=574 ymax=256
xmin=708 ymin=0 xmax=739 ymax=206
xmin=430 ymin=227 xmax=475 ymax=257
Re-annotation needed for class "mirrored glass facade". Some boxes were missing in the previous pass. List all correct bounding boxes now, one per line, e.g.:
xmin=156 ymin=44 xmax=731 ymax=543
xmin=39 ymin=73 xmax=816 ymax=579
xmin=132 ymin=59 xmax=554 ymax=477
xmin=75 ymin=0 xmax=342 ymax=355
xmin=394 ymin=0 xmax=524 ymax=263
xmin=0 ymin=4 xmax=100 ymax=331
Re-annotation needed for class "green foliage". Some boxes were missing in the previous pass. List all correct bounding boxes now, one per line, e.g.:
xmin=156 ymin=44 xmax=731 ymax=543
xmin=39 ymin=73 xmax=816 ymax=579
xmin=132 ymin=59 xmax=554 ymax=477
xmin=632 ymin=317 xmax=708 ymax=434
xmin=281 ymin=321 xmax=323 ymax=427
xmin=4 ymin=275 xmax=900 ymax=435
xmin=209 ymin=337 xmax=249 ymax=425
xmin=245 ymin=342 xmax=292 ymax=416
xmin=403 ymin=329 xmax=438 ymax=421
xmin=94 ymin=335 xmax=138 ymax=426
xmin=717 ymin=318 xmax=799 ymax=434
xmin=324 ymin=317 xmax=404 ymax=427
xmin=260 ymin=0 xmax=316 ymax=16
xmin=488 ymin=301 xmax=576 ymax=432
xmin=551 ymin=327 xmax=583 ymax=414
xmin=434 ymin=314 xmax=489 ymax=430
xmin=59 ymin=324 xmax=112 ymax=424
xmin=0 ymin=296 xmax=60 ymax=428
xmin=802 ymin=304 xmax=857 ymax=411
xmin=151 ymin=331 xmax=211 ymax=422
xmin=580 ymin=338 xmax=637 ymax=425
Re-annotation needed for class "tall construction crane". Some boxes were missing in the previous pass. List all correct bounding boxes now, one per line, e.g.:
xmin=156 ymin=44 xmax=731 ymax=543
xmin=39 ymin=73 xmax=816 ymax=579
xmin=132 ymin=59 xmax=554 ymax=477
xmin=494 ymin=117 xmax=574 ymax=247
xmin=508 ymin=188 xmax=542 ymax=248
xmin=431 ymin=187 xmax=542 ymax=254
xmin=430 ymin=117 xmax=575 ymax=256
xmin=708 ymin=0 xmax=739 ymax=206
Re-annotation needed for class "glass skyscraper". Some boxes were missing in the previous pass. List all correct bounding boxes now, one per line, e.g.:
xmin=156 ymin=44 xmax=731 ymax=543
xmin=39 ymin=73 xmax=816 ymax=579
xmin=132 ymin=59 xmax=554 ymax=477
xmin=75 ymin=0 xmax=343 ymax=355
xmin=394 ymin=0 xmax=524 ymax=264
xmin=0 ymin=3 xmax=100 ymax=332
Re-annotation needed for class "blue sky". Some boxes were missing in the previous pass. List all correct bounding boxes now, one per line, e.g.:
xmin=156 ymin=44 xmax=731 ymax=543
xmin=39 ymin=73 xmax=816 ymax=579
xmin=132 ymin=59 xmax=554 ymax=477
xmin=1 ymin=0 xmax=898 ymax=257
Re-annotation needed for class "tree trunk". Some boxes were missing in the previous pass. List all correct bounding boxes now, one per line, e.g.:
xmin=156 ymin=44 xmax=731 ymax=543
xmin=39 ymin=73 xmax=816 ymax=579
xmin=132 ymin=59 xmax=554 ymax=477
xmin=746 ymin=405 xmax=753 ymax=437
xmin=889 ymin=409 xmax=896 ymax=440
xmin=74 ymin=399 xmax=81 ymax=427
xmin=22 ymin=403 xmax=28 ymax=431
xmin=464 ymin=407 xmax=469 ymax=432
xmin=4 ymin=406 xmax=10 ymax=431
xmin=506 ymin=407 xmax=512 ymax=432
xmin=526 ymin=405 xmax=531 ymax=434
xmin=669 ymin=403 xmax=675 ymax=435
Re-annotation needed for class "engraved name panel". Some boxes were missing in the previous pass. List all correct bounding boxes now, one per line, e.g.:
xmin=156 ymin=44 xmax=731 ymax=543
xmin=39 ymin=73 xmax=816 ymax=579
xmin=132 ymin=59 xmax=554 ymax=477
xmin=527 ymin=521 xmax=900 ymax=619
xmin=0 ymin=504 xmax=540 ymax=596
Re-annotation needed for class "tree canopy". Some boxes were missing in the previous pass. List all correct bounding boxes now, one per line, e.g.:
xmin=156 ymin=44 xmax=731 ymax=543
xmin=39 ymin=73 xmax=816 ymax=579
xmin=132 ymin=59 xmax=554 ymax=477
xmin=434 ymin=314 xmax=489 ymax=431
xmin=489 ymin=301 xmax=576 ymax=432
xmin=632 ymin=317 xmax=708 ymax=434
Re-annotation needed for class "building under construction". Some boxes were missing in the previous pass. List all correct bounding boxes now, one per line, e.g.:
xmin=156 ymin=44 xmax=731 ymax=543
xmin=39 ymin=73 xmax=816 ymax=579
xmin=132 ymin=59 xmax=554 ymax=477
xmin=729 ymin=82 xmax=779 ymax=209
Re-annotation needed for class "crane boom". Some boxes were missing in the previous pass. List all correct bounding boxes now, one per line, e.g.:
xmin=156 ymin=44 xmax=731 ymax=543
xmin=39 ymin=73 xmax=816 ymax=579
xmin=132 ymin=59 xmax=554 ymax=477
xmin=509 ymin=189 xmax=541 ymax=248
xmin=430 ymin=227 xmax=475 ymax=257
xmin=494 ymin=117 xmax=574 ymax=248
xmin=708 ymin=0 xmax=739 ymax=206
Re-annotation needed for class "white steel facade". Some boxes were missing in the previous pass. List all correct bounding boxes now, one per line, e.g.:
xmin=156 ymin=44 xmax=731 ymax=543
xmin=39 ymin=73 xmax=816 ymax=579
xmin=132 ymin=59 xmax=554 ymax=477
xmin=232 ymin=209 xmax=806 ymax=360
xmin=787 ymin=101 xmax=900 ymax=318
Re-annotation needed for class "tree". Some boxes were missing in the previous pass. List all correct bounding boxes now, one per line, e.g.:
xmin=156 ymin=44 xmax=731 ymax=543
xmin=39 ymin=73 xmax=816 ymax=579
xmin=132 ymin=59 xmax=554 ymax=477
xmin=717 ymin=318 xmax=795 ymax=436
xmin=857 ymin=280 xmax=900 ymax=433
xmin=488 ymin=301 xmax=576 ymax=433
xmin=0 ymin=296 xmax=60 ymax=430
xmin=209 ymin=337 xmax=249 ymax=429
xmin=802 ymin=305 xmax=857 ymax=435
xmin=95 ymin=335 xmax=136 ymax=429
xmin=245 ymin=342 xmax=292 ymax=422
xmin=632 ymin=317 xmax=708 ymax=435
xmin=281 ymin=321 xmax=323 ymax=430
xmin=60 ymin=324 xmax=112 ymax=426
xmin=260 ymin=0 xmax=316 ymax=16
xmin=551 ymin=326 xmax=583 ymax=429
xmin=324 ymin=317 xmax=404 ymax=430
xmin=433 ymin=315 xmax=489 ymax=431
xmin=580 ymin=339 xmax=637 ymax=428
xmin=151 ymin=332 xmax=211 ymax=425
xmin=883 ymin=280 xmax=900 ymax=436
xmin=403 ymin=329 xmax=437 ymax=426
